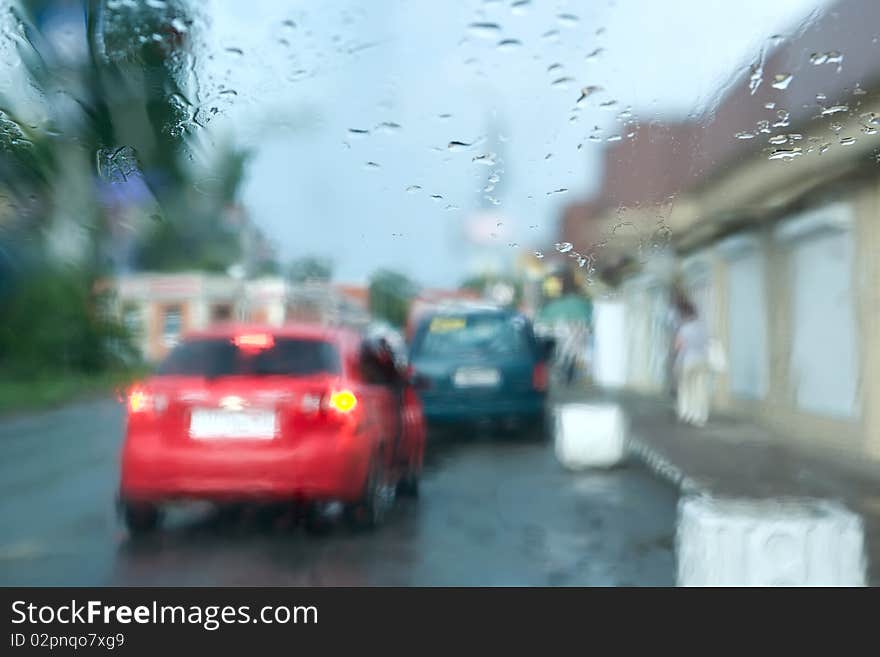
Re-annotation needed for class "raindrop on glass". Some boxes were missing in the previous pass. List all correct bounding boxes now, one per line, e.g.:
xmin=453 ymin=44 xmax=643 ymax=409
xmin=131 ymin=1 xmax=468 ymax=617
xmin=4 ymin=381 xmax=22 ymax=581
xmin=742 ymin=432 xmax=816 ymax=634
xmin=468 ymin=22 xmax=502 ymax=39
xmin=768 ymin=148 xmax=803 ymax=161
xmin=512 ymin=0 xmax=531 ymax=15
xmin=497 ymin=39 xmax=522 ymax=51
xmin=771 ymin=73 xmax=793 ymax=90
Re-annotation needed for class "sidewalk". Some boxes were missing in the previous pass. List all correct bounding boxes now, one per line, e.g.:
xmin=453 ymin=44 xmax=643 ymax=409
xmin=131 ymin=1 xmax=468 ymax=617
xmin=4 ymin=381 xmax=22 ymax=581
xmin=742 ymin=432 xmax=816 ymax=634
xmin=553 ymin=385 xmax=880 ymax=585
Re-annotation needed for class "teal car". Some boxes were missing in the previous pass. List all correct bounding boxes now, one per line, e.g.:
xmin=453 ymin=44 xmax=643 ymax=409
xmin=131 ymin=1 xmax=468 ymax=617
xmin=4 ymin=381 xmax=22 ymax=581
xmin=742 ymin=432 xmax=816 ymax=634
xmin=408 ymin=307 xmax=554 ymax=433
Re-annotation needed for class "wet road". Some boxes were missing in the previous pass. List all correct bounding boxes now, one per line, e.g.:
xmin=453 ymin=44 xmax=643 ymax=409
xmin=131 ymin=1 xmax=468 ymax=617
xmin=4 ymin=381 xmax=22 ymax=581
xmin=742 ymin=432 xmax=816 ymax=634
xmin=0 ymin=397 xmax=677 ymax=586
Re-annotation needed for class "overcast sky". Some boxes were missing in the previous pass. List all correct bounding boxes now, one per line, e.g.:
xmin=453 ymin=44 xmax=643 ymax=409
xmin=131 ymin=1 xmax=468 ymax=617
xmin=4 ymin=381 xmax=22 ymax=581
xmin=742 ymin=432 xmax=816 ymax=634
xmin=194 ymin=0 xmax=829 ymax=286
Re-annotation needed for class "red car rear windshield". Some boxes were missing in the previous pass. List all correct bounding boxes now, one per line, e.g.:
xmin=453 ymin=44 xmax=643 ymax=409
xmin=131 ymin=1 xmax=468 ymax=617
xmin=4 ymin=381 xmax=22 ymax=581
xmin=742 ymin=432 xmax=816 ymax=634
xmin=156 ymin=337 xmax=342 ymax=377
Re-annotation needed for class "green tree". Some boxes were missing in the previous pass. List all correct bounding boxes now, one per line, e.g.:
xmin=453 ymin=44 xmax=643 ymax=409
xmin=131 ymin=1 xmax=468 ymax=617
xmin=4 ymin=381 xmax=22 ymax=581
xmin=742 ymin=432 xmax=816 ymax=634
xmin=287 ymin=256 xmax=333 ymax=283
xmin=368 ymin=269 xmax=418 ymax=327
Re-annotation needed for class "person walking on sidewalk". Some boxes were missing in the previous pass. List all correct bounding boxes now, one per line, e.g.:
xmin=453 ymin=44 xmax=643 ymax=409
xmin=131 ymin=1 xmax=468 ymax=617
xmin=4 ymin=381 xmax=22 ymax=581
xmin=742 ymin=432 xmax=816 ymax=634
xmin=673 ymin=298 xmax=710 ymax=427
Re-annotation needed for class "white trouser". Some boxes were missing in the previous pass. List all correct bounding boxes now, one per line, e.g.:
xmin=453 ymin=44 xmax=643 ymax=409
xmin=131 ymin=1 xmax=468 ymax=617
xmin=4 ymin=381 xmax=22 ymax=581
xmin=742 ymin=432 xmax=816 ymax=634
xmin=677 ymin=361 xmax=710 ymax=426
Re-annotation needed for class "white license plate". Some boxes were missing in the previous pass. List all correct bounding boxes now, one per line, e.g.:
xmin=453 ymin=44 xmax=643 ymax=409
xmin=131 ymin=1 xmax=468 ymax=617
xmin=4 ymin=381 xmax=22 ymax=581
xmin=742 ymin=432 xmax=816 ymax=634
xmin=189 ymin=409 xmax=277 ymax=440
xmin=453 ymin=367 xmax=501 ymax=387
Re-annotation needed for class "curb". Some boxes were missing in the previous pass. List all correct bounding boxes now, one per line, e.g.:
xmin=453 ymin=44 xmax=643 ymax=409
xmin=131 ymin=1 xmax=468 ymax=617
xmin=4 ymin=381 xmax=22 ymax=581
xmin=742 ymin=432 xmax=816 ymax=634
xmin=625 ymin=433 xmax=702 ymax=495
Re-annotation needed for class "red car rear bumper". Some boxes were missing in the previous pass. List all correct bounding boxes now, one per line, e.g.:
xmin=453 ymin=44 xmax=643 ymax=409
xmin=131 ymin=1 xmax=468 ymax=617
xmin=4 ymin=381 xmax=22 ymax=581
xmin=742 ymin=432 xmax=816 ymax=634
xmin=120 ymin=433 xmax=372 ymax=504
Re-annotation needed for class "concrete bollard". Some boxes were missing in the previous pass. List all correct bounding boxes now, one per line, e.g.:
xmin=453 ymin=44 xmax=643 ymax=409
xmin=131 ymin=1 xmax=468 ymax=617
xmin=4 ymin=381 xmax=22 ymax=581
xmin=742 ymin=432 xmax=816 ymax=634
xmin=553 ymin=403 xmax=627 ymax=470
xmin=676 ymin=494 xmax=867 ymax=586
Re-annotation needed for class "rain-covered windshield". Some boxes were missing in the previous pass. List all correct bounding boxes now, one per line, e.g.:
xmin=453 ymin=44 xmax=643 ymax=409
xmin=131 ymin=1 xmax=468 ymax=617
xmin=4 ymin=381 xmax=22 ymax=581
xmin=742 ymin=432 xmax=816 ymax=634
xmin=1 ymin=0 xmax=877 ymax=591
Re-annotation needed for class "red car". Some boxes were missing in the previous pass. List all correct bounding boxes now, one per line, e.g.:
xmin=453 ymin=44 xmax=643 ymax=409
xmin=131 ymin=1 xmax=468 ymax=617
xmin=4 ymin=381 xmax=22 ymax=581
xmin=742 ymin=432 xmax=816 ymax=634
xmin=118 ymin=323 xmax=425 ymax=535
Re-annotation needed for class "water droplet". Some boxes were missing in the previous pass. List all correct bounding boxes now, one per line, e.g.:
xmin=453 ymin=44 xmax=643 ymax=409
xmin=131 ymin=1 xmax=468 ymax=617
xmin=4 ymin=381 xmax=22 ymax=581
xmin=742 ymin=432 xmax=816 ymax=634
xmin=577 ymin=85 xmax=602 ymax=103
xmin=445 ymin=204 xmax=459 ymax=211
xmin=768 ymin=134 xmax=789 ymax=145
xmin=749 ymin=64 xmax=763 ymax=95
xmin=542 ymin=29 xmax=560 ymax=41
xmin=861 ymin=112 xmax=880 ymax=125
xmin=830 ymin=122 xmax=843 ymax=133
xmin=821 ymin=104 xmax=849 ymax=116
xmin=853 ymin=84 xmax=867 ymax=96
xmin=365 ymin=161 xmax=381 ymax=169
xmin=512 ymin=0 xmax=531 ymax=15
xmin=772 ymin=109 xmax=791 ymax=128
xmin=473 ymin=153 xmax=498 ymax=165
xmin=771 ymin=73 xmax=793 ymax=90
xmin=764 ymin=102 xmax=776 ymax=109
xmin=840 ymin=136 xmax=856 ymax=146
xmin=818 ymin=143 xmax=830 ymax=154
xmin=468 ymin=22 xmax=502 ymax=39
xmin=406 ymin=185 xmax=422 ymax=193
xmin=448 ymin=140 xmax=475 ymax=152
xmin=557 ymin=13 xmax=579 ymax=27
xmin=585 ymin=48 xmax=604 ymax=61
xmin=282 ymin=19 xmax=297 ymax=28
xmin=376 ymin=121 xmax=402 ymax=133
xmin=756 ymin=120 xmax=771 ymax=134
xmin=225 ymin=47 xmax=244 ymax=55
xmin=735 ymin=131 xmax=756 ymax=139
xmin=534 ymin=251 xmax=544 ymax=259
xmin=768 ymin=148 xmax=803 ymax=161
xmin=349 ymin=128 xmax=370 ymax=137
xmin=438 ymin=113 xmax=453 ymax=120
xmin=497 ymin=39 xmax=522 ymax=51
xmin=861 ymin=124 xmax=878 ymax=135
xmin=547 ymin=63 xmax=564 ymax=73
xmin=606 ymin=135 xmax=622 ymax=142
xmin=555 ymin=242 xmax=573 ymax=253
xmin=547 ymin=188 xmax=569 ymax=195
xmin=810 ymin=51 xmax=843 ymax=70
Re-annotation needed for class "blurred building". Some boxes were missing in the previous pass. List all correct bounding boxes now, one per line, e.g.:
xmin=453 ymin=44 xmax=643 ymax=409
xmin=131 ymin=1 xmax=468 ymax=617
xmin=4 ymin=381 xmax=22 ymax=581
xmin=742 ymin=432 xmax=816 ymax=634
xmin=102 ymin=273 xmax=376 ymax=362
xmin=286 ymin=281 xmax=371 ymax=328
xmin=559 ymin=0 xmax=880 ymax=460
xmin=102 ymin=273 xmax=287 ymax=362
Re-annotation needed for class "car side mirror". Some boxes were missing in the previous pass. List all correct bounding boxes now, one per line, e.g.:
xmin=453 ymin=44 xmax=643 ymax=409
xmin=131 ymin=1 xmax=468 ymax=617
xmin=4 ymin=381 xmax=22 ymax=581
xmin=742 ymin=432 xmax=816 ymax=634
xmin=538 ymin=336 xmax=556 ymax=360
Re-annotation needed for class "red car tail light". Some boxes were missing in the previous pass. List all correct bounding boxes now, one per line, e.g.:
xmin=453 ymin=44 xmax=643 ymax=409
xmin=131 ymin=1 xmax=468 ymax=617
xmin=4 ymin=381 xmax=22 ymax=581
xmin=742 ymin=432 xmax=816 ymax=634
xmin=127 ymin=385 xmax=168 ymax=415
xmin=327 ymin=389 xmax=358 ymax=414
xmin=128 ymin=385 xmax=152 ymax=414
xmin=532 ymin=362 xmax=549 ymax=392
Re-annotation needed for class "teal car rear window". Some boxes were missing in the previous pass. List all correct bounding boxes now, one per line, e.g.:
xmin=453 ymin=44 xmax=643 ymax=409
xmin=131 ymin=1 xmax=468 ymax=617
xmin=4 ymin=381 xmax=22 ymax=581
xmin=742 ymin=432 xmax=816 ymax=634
xmin=413 ymin=315 xmax=531 ymax=357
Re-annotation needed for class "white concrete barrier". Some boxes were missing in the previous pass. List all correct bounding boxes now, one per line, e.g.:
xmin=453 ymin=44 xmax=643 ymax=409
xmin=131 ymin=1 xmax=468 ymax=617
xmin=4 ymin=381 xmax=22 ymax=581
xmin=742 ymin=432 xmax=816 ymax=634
xmin=676 ymin=495 xmax=867 ymax=586
xmin=553 ymin=403 xmax=627 ymax=470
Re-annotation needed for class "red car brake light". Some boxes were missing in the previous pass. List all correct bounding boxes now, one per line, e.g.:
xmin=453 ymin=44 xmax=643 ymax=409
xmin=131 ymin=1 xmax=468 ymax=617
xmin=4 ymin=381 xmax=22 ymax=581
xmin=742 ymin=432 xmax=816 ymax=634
xmin=232 ymin=333 xmax=275 ymax=351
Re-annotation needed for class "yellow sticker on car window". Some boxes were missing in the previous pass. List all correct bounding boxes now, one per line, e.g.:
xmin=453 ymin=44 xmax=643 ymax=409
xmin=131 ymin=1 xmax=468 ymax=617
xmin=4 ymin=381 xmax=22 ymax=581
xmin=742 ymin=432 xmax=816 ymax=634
xmin=430 ymin=317 xmax=466 ymax=332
